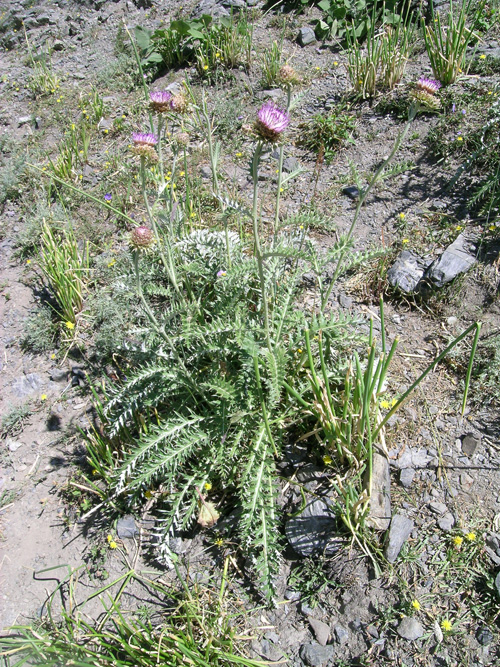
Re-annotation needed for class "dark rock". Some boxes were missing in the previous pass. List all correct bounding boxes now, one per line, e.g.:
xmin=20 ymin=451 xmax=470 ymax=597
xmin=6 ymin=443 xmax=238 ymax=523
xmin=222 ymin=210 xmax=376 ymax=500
xmin=52 ymin=39 xmax=64 ymax=51
xmin=425 ymin=234 xmax=477 ymax=287
xmin=308 ymin=617 xmax=330 ymax=646
xmin=461 ymin=433 xmax=480 ymax=457
xmin=297 ymin=26 xmax=316 ymax=47
xmin=257 ymin=639 xmax=283 ymax=662
xmin=299 ymin=643 xmax=334 ymax=667
xmin=192 ymin=0 xmax=230 ymax=18
xmin=285 ymin=498 xmax=341 ymax=557
xmin=400 ymin=468 xmax=415 ymax=488
xmin=342 ymin=185 xmax=359 ymax=200
xmin=387 ymin=251 xmax=431 ymax=293
xmin=385 ymin=514 xmax=414 ymax=563
xmin=116 ymin=515 xmax=139 ymax=539
xmin=334 ymin=624 xmax=349 ymax=645
xmin=476 ymin=625 xmax=494 ymax=646
xmin=397 ymin=616 xmax=424 ymax=640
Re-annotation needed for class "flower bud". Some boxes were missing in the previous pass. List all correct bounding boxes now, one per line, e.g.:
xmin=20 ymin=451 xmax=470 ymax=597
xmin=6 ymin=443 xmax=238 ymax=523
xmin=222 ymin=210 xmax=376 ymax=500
xmin=130 ymin=226 xmax=155 ymax=250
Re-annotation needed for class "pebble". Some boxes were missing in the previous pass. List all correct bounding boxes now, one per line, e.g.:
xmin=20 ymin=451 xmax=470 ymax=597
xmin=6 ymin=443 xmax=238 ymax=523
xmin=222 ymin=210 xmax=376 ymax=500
xmin=308 ymin=617 xmax=330 ymax=646
xmin=333 ymin=624 xmax=349 ymax=645
xmin=116 ymin=515 xmax=139 ymax=539
xmin=437 ymin=512 xmax=455 ymax=532
xmin=297 ymin=26 xmax=316 ymax=47
xmin=429 ymin=501 xmax=447 ymax=515
xmin=397 ymin=617 xmax=424 ymax=641
xmin=461 ymin=433 xmax=481 ymax=457
xmin=385 ymin=514 xmax=414 ymax=563
xmin=399 ymin=468 xmax=415 ymax=488
xmin=342 ymin=185 xmax=359 ymax=200
xmin=7 ymin=439 xmax=23 ymax=453
xmin=299 ymin=643 xmax=334 ymax=667
xmin=476 ymin=625 xmax=494 ymax=646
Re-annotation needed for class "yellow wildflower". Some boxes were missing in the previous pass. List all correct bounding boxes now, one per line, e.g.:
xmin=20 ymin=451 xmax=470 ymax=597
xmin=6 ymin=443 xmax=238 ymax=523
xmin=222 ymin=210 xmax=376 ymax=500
xmin=380 ymin=400 xmax=390 ymax=409
xmin=65 ymin=321 xmax=75 ymax=330
xmin=40 ymin=394 xmax=47 ymax=401
xmin=465 ymin=532 xmax=476 ymax=541
xmin=203 ymin=65 xmax=209 ymax=70
xmin=323 ymin=455 xmax=333 ymax=465
xmin=204 ymin=482 xmax=212 ymax=491
xmin=107 ymin=534 xmax=113 ymax=542
xmin=453 ymin=536 xmax=463 ymax=547
xmin=411 ymin=600 xmax=421 ymax=611
xmin=402 ymin=238 xmax=409 ymax=244
xmin=109 ymin=541 xmax=118 ymax=549
xmin=480 ymin=54 xmax=486 ymax=60
xmin=441 ymin=619 xmax=452 ymax=632
xmin=398 ymin=212 xmax=405 ymax=220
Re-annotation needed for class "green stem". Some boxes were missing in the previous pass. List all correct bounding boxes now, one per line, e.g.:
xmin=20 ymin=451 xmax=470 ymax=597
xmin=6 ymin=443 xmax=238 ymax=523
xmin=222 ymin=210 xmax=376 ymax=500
xmin=251 ymin=141 xmax=272 ymax=351
xmin=461 ymin=322 xmax=481 ymax=415
xmin=321 ymin=106 xmax=416 ymax=311
xmin=253 ymin=355 xmax=278 ymax=457
xmin=157 ymin=113 xmax=165 ymax=190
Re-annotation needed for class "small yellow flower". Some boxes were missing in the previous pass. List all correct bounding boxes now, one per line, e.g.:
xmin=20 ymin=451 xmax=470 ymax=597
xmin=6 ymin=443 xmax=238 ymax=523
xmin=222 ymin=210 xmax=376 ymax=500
xmin=40 ymin=394 xmax=47 ymax=401
xmin=441 ymin=619 xmax=452 ymax=632
xmin=488 ymin=91 xmax=493 ymax=95
xmin=107 ymin=534 xmax=113 ymax=542
xmin=214 ymin=537 xmax=224 ymax=546
xmin=398 ymin=212 xmax=405 ymax=220
xmin=204 ymin=482 xmax=212 ymax=491
xmin=455 ymin=225 xmax=462 ymax=231
xmin=109 ymin=541 xmax=118 ymax=549
xmin=65 ymin=321 xmax=75 ymax=330
xmin=465 ymin=532 xmax=476 ymax=541
xmin=299 ymin=225 xmax=304 ymax=230
xmin=51 ymin=353 xmax=56 ymax=360
xmin=297 ymin=348 xmax=303 ymax=354
xmin=215 ymin=52 xmax=220 ymax=58
xmin=190 ymin=212 xmax=196 ymax=218
xmin=145 ymin=490 xmax=153 ymax=498
xmin=180 ymin=171 xmax=185 ymax=176
xmin=402 ymin=238 xmax=409 ymax=244
xmin=453 ymin=536 xmax=463 ymax=547
xmin=26 ymin=259 xmax=31 ymax=265
xmin=323 ymin=455 xmax=333 ymax=465
xmin=456 ymin=136 xmax=463 ymax=141
xmin=334 ymin=61 xmax=338 ymax=66
xmin=380 ymin=400 xmax=390 ymax=409
xmin=411 ymin=600 xmax=421 ymax=611
xmin=172 ymin=183 xmax=176 ymax=189
xmin=235 ymin=152 xmax=243 ymax=157
xmin=489 ymin=224 xmax=496 ymax=231
xmin=391 ymin=398 xmax=397 ymax=407
xmin=280 ymin=187 xmax=284 ymax=192
xmin=92 ymin=469 xmax=98 ymax=475
xmin=107 ymin=260 xmax=116 ymax=268
xmin=203 ymin=65 xmax=209 ymax=71
xmin=480 ymin=54 xmax=486 ymax=59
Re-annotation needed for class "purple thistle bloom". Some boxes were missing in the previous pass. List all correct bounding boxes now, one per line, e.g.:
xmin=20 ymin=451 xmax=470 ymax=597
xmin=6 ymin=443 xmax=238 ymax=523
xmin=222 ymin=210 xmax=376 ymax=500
xmin=104 ymin=193 xmax=112 ymax=201
xmin=132 ymin=132 xmax=158 ymax=146
xmin=416 ymin=76 xmax=442 ymax=95
xmin=255 ymin=102 xmax=290 ymax=142
xmin=150 ymin=90 xmax=173 ymax=112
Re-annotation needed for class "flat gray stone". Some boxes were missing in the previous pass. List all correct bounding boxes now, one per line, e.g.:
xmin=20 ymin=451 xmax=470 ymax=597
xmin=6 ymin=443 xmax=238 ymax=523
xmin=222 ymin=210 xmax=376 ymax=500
xmin=425 ymin=233 xmax=476 ymax=287
xmin=285 ymin=499 xmax=341 ymax=557
xmin=308 ymin=617 xmax=330 ymax=646
xmin=297 ymin=26 xmax=316 ymax=47
xmin=334 ymin=624 xmax=349 ymax=645
xmin=397 ymin=617 xmax=424 ymax=641
xmin=116 ymin=515 xmax=139 ymax=539
xmin=429 ymin=501 xmax=447 ymax=515
xmin=437 ymin=512 xmax=455 ymax=531
xmin=461 ymin=433 xmax=480 ymax=457
xmin=385 ymin=514 xmax=414 ymax=563
xmin=342 ymin=185 xmax=359 ymax=200
xmin=299 ymin=643 xmax=334 ymax=667
xmin=12 ymin=373 xmax=43 ymax=398
xmin=387 ymin=251 xmax=431 ymax=293
xmin=400 ymin=468 xmax=415 ymax=488
xmin=50 ymin=368 xmax=68 ymax=383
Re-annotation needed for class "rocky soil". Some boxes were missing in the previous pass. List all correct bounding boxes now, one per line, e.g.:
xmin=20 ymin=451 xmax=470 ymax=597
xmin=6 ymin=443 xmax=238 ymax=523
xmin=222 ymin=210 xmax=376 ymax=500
xmin=0 ymin=0 xmax=499 ymax=665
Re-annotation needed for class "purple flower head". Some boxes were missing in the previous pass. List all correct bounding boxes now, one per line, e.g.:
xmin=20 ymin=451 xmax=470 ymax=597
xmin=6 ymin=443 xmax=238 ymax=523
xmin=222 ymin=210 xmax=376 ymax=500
xmin=132 ymin=132 xmax=158 ymax=147
xmin=104 ymin=193 xmax=112 ymax=201
xmin=130 ymin=226 xmax=155 ymax=250
xmin=216 ymin=270 xmax=227 ymax=278
xmin=150 ymin=90 xmax=173 ymax=113
xmin=255 ymin=102 xmax=290 ymax=142
xmin=416 ymin=76 xmax=442 ymax=95
xmin=452 ymin=103 xmax=456 ymax=113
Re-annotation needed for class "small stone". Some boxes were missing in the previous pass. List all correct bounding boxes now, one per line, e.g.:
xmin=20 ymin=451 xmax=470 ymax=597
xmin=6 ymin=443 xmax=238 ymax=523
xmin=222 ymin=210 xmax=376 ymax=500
xmin=285 ymin=589 xmax=301 ymax=601
xmin=366 ymin=451 xmax=391 ymax=530
xmin=461 ymin=433 xmax=480 ymax=457
xmin=52 ymin=39 xmax=64 ymax=51
xmin=299 ymin=643 xmax=334 ymax=667
xmin=385 ymin=514 xmax=414 ymax=563
xmin=476 ymin=625 xmax=493 ymax=646
xmin=50 ymin=368 xmax=68 ymax=383
xmin=334 ymin=624 xmax=349 ymax=645
xmin=400 ymin=468 xmax=415 ymax=488
xmin=342 ymin=185 xmax=359 ymax=200
xmin=285 ymin=498 xmax=341 ymax=557
xmin=429 ymin=501 xmax=447 ymax=515
xmin=18 ymin=116 xmax=31 ymax=126
xmin=116 ymin=515 xmax=139 ymax=539
xmin=7 ymin=439 xmax=23 ymax=453
xmin=297 ymin=26 xmax=316 ymax=47
xmin=437 ymin=512 xmax=455 ymax=531
xmin=283 ymin=156 xmax=300 ymax=173
xmin=447 ymin=316 xmax=458 ymax=327
xmin=200 ymin=166 xmax=212 ymax=179
xmin=460 ymin=472 xmax=473 ymax=488
xmin=387 ymin=251 xmax=431 ymax=293
xmin=308 ymin=617 xmax=330 ymax=646
xmin=425 ymin=233 xmax=477 ymax=287
xmin=397 ymin=617 xmax=424 ymax=641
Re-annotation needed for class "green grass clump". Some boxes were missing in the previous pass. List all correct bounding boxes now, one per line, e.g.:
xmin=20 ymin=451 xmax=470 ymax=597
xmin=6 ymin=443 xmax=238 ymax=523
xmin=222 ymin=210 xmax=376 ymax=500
xmin=299 ymin=106 xmax=356 ymax=163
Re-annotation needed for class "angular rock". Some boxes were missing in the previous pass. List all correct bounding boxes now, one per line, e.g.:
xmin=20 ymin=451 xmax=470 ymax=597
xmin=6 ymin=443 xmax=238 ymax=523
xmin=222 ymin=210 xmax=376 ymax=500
xmin=300 ymin=643 xmax=334 ymax=667
xmin=385 ymin=514 xmax=414 ymax=563
xmin=429 ymin=501 xmax=447 ymax=515
xmin=461 ymin=433 xmax=480 ymax=457
xmin=285 ymin=498 xmax=341 ymax=557
xmin=50 ymin=368 xmax=68 ymax=383
xmin=334 ymin=624 xmax=349 ymax=645
xmin=397 ymin=616 xmax=424 ymax=641
xmin=365 ymin=451 xmax=391 ymax=530
xmin=12 ymin=373 xmax=43 ymax=398
xmin=116 ymin=515 xmax=139 ymax=539
xmin=399 ymin=468 xmax=415 ymax=488
xmin=308 ymin=617 xmax=330 ymax=646
xmin=425 ymin=233 xmax=476 ymax=287
xmin=476 ymin=625 xmax=494 ymax=646
xmin=342 ymin=185 xmax=359 ymax=200
xmin=387 ymin=251 xmax=431 ymax=293
xmin=298 ymin=26 xmax=316 ymax=47
xmin=437 ymin=512 xmax=455 ymax=531
xmin=7 ymin=439 xmax=23 ymax=453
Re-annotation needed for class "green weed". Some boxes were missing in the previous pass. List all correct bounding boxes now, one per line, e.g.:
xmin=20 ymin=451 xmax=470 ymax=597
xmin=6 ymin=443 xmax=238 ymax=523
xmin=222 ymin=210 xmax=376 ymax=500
xmin=299 ymin=105 xmax=356 ymax=163
xmin=0 ymin=403 xmax=33 ymax=438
